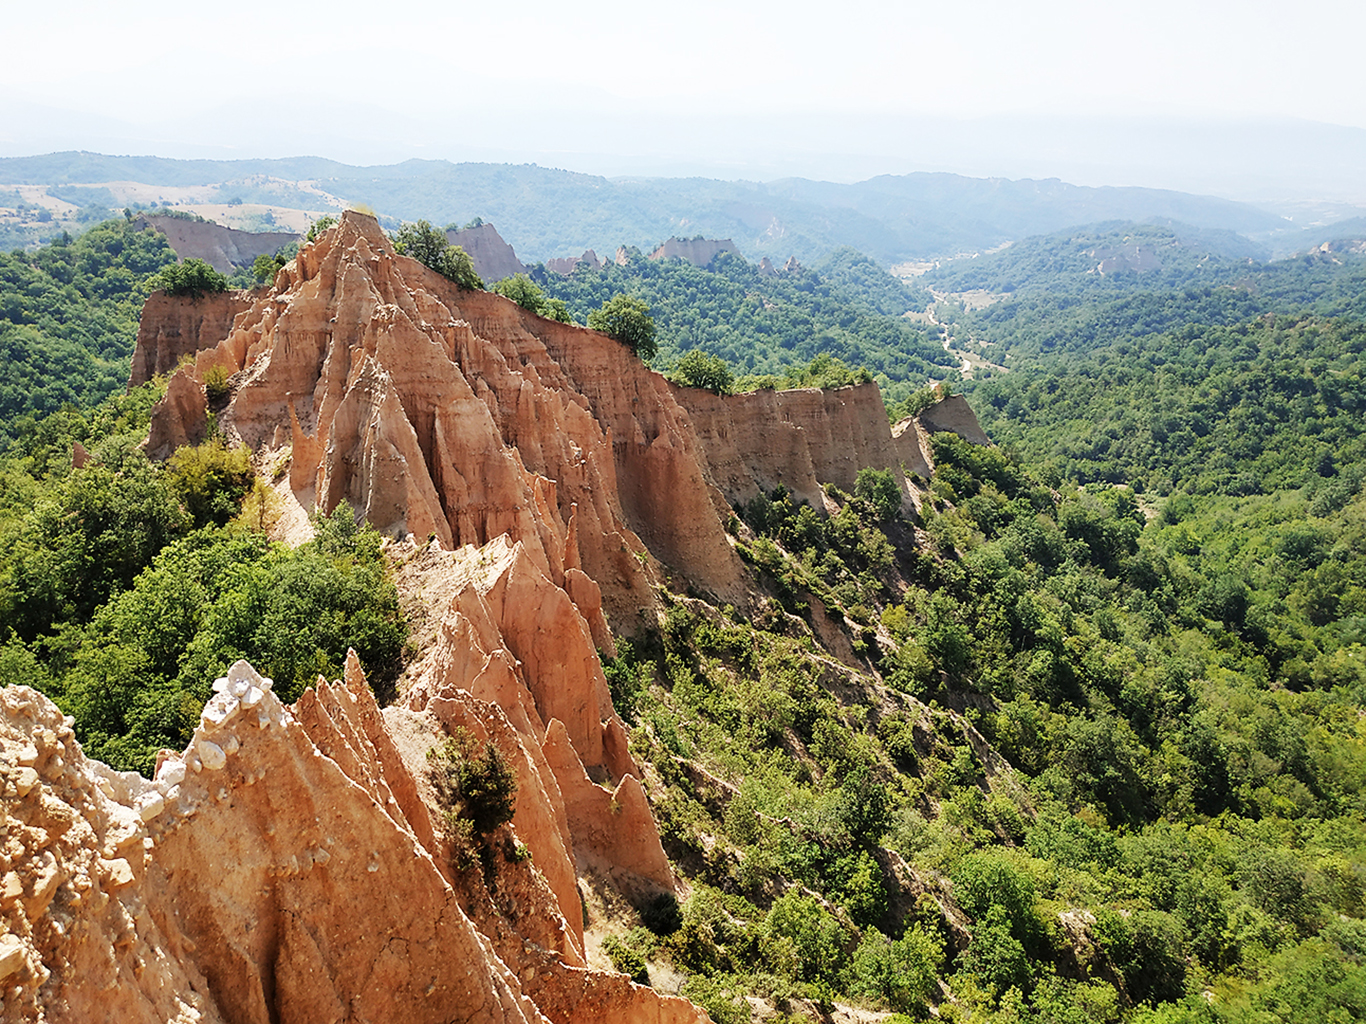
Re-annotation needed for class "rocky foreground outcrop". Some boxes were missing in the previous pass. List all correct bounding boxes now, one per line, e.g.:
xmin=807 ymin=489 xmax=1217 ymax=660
xmin=0 ymin=616 xmax=705 ymax=1024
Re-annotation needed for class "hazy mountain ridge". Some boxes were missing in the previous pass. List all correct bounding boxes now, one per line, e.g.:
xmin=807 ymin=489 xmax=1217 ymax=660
xmin=0 ymin=151 xmax=1325 ymax=266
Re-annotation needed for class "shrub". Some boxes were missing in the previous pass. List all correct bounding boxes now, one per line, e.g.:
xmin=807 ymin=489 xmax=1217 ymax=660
xmin=149 ymin=258 xmax=228 ymax=298
xmin=588 ymin=294 xmax=657 ymax=362
xmin=851 ymin=924 xmax=943 ymax=1013
xmin=603 ymin=932 xmax=650 ymax=984
xmin=203 ymin=364 xmax=231 ymax=404
xmin=305 ymin=215 xmax=337 ymax=242
xmin=491 ymin=273 xmax=573 ymax=323
xmin=855 ymin=467 xmax=902 ymax=519
xmin=641 ymin=891 xmax=683 ymax=935
xmin=429 ymin=730 xmax=518 ymax=838
xmin=670 ymin=349 xmax=735 ymax=394
xmin=392 ymin=220 xmax=483 ymax=290
xmin=164 ymin=436 xmax=253 ymax=529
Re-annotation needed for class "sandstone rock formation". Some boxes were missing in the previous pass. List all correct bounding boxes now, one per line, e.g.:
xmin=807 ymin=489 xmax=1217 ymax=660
xmin=916 ymin=393 xmax=991 ymax=447
xmin=893 ymin=415 xmax=935 ymax=481
xmin=134 ymin=211 xmax=990 ymax=621
xmin=671 ymin=380 xmax=919 ymax=514
xmin=446 ymin=223 xmax=528 ymax=284
xmin=136 ymin=210 xmax=748 ymax=624
xmin=545 ymin=250 xmax=604 ymax=276
xmin=133 ymin=214 xmax=299 ymax=275
xmin=0 ymin=654 xmax=709 ymax=1024
xmin=129 ymin=291 xmax=253 ymax=388
xmin=648 ymin=237 xmax=739 ymax=267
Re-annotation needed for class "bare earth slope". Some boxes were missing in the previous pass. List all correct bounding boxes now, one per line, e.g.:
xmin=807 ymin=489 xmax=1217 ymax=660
xmin=133 ymin=214 xmax=300 ymax=274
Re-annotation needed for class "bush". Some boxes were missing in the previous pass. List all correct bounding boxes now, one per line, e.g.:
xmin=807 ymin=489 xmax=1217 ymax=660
xmin=202 ymin=364 xmax=231 ymax=404
xmin=959 ymin=904 xmax=1032 ymax=997
xmin=603 ymin=932 xmax=651 ymax=984
xmin=429 ymin=730 xmax=518 ymax=837
xmin=588 ymin=294 xmax=657 ymax=362
xmin=392 ymin=220 xmax=483 ymax=290
xmin=149 ymin=258 xmax=228 ymax=298
xmin=164 ymin=436 xmax=253 ymax=528
xmin=763 ymin=890 xmax=851 ymax=988
xmin=491 ymin=273 xmax=573 ymax=323
xmin=641 ymin=891 xmax=683 ymax=935
xmin=670 ymin=349 xmax=735 ymax=394
xmin=855 ymin=467 xmax=902 ymax=519
xmin=851 ymin=924 xmax=943 ymax=1013
xmin=305 ymin=215 xmax=337 ymax=242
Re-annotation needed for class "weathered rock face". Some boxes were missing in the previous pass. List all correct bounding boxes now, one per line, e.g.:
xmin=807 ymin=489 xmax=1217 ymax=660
xmin=893 ymin=416 xmax=934 ymax=480
xmin=136 ymin=210 xmax=748 ymax=623
xmin=446 ymin=223 xmax=528 ymax=284
xmin=1 ymin=655 xmax=708 ymax=1024
xmin=545 ymin=250 xmax=604 ymax=276
xmin=917 ymin=393 xmax=991 ymax=447
xmin=404 ymin=538 xmax=674 ymax=899
xmin=648 ymin=237 xmax=739 ymax=267
xmin=672 ymin=380 xmax=919 ymax=514
xmin=133 ymin=215 xmax=300 ymax=275
xmin=129 ymin=291 xmax=253 ymax=387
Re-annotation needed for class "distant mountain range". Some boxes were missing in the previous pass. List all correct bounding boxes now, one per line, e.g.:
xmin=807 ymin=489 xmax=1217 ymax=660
xmin=3 ymin=151 xmax=1365 ymax=266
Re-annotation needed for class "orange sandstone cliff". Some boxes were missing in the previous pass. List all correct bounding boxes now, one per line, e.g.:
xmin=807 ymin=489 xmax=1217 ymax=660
xmin=132 ymin=211 xmax=985 ymax=618
xmin=137 ymin=210 xmax=747 ymax=623
xmin=670 ymin=380 xmax=923 ymax=515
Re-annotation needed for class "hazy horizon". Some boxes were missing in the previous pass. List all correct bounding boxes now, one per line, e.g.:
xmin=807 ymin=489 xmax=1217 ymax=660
xmin=4 ymin=0 xmax=1366 ymax=211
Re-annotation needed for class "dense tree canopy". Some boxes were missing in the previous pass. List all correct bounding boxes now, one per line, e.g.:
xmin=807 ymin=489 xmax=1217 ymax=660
xmin=539 ymin=247 xmax=955 ymax=407
xmin=147 ymin=257 xmax=227 ymax=298
xmin=0 ymin=218 xmax=178 ymax=435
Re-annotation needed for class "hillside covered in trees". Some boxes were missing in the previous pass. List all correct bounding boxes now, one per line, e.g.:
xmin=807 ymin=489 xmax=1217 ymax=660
xmin=0 ymin=211 xmax=1362 ymax=1023
xmin=536 ymin=244 xmax=954 ymax=409
xmin=0 ymin=218 xmax=177 ymax=436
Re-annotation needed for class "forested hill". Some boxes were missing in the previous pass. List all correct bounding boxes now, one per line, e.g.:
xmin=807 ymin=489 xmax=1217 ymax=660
xmin=924 ymin=222 xmax=1366 ymax=360
xmin=0 ymin=218 xmax=177 ymax=434
xmin=535 ymin=245 xmax=955 ymax=408
xmin=1 ymin=151 xmax=1297 ymax=265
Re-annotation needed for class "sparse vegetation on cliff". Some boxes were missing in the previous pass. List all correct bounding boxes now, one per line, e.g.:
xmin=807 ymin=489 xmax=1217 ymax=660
xmin=392 ymin=219 xmax=484 ymax=290
xmin=587 ymin=292 xmax=658 ymax=361
xmin=147 ymin=257 xmax=228 ymax=298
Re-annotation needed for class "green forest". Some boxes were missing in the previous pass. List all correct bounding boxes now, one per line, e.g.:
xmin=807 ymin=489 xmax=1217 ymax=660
xmin=0 ymin=218 xmax=178 ymax=436
xmin=536 ymin=244 xmax=953 ymax=409
xmin=0 ymin=210 xmax=1363 ymax=1022
xmin=922 ymin=223 xmax=1366 ymax=360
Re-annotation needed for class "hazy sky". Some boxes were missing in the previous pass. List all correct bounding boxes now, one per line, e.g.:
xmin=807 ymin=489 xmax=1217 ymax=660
xmin=4 ymin=0 xmax=1366 ymax=196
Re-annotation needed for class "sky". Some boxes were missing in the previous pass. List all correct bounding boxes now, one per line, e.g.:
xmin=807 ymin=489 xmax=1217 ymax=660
xmin=4 ymin=0 xmax=1366 ymax=201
